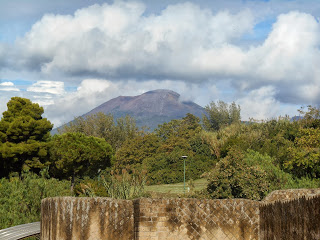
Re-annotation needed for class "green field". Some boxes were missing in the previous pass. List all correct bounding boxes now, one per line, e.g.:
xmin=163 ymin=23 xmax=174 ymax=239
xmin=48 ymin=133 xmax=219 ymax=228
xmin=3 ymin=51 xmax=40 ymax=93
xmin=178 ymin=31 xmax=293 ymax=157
xmin=145 ymin=178 xmax=207 ymax=197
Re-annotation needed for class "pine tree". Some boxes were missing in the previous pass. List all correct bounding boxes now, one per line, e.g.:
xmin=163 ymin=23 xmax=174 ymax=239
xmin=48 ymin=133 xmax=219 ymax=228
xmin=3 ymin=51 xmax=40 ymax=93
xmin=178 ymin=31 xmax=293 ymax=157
xmin=0 ymin=97 xmax=53 ymax=177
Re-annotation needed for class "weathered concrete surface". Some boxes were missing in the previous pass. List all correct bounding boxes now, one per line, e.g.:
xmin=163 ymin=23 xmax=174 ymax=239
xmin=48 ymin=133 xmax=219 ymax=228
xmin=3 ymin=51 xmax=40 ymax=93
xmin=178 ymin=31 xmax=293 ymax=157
xmin=134 ymin=198 xmax=260 ymax=240
xmin=41 ymin=197 xmax=259 ymax=240
xmin=41 ymin=197 xmax=134 ymax=240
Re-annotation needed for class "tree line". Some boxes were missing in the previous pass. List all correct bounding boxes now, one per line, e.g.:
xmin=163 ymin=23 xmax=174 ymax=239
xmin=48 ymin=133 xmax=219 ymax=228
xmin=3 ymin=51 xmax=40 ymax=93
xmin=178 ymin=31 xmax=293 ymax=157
xmin=1 ymin=96 xmax=320 ymax=229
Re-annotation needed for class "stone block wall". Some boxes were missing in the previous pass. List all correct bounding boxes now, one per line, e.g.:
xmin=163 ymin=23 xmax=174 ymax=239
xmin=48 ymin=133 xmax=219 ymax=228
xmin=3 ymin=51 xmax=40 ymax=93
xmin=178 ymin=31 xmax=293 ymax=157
xmin=134 ymin=198 xmax=259 ymax=240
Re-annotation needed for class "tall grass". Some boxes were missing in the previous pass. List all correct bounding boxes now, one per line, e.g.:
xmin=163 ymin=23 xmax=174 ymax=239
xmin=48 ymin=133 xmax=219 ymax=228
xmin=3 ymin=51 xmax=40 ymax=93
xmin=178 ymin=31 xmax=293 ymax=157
xmin=0 ymin=171 xmax=70 ymax=229
xmin=79 ymin=169 xmax=148 ymax=199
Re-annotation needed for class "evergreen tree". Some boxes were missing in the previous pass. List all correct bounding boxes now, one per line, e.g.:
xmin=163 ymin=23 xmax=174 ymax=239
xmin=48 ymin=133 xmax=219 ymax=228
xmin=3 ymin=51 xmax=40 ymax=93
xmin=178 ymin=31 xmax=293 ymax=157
xmin=49 ymin=132 xmax=114 ymax=190
xmin=0 ymin=97 xmax=53 ymax=177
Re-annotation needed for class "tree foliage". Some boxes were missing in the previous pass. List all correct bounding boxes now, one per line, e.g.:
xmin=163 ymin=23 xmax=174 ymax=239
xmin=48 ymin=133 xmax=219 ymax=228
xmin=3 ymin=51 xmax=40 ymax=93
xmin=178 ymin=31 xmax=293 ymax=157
xmin=49 ymin=132 xmax=114 ymax=189
xmin=114 ymin=113 xmax=215 ymax=185
xmin=0 ymin=97 xmax=53 ymax=177
xmin=243 ymin=150 xmax=293 ymax=192
xmin=203 ymin=100 xmax=240 ymax=131
xmin=207 ymin=149 xmax=270 ymax=200
xmin=203 ymin=110 xmax=320 ymax=200
xmin=115 ymin=133 xmax=161 ymax=172
xmin=281 ymin=106 xmax=320 ymax=178
xmin=285 ymin=127 xmax=320 ymax=177
xmin=298 ymin=105 xmax=320 ymax=128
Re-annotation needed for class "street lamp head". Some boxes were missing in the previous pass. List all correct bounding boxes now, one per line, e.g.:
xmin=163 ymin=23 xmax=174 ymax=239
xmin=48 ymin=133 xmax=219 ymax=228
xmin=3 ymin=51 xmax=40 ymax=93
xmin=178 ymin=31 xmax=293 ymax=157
xmin=181 ymin=156 xmax=188 ymax=158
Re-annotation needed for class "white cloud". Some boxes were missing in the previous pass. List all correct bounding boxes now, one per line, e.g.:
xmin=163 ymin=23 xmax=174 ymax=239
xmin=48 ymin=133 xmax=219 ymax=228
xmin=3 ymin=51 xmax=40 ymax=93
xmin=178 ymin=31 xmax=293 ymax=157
xmin=0 ymin=82 xmax=14 ymax=86
xmin=237 ymin=85 xmax=301 ymax=120
xmin=0 ymin=81 xmax=20 ymax=91
xmin=298 ymin=84 xmax=320 ymax=103
xmin=8 ymin=1 xmax=254 ymax=80
xmin=237 ymin=86 xmax=280 ymax=121
xmin=32 ymin=95 xmax=55 ymax=106
xmin=27 ymin=80 xmax=65 ymax=94
xmin=246 ymin=11 xmax=320 ymax=84
xmin=6 ymin=3 xmax=319 ymax=104
xmin=44 ymin=79 xmax=114 ymax=127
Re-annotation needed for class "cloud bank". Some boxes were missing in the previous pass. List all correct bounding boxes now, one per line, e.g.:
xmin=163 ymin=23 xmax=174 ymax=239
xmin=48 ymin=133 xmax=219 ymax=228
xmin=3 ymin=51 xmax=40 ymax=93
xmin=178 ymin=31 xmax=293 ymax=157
xmin=1 ymin=1 xmax=319 ymax=126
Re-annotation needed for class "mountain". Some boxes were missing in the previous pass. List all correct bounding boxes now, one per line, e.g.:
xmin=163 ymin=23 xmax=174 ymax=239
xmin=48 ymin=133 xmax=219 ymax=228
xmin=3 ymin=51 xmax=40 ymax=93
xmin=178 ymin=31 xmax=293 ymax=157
xmin=51 ymin=89 xmax=206 ymax=133
xmin=83 ymin=89 xmax=205 ymax=130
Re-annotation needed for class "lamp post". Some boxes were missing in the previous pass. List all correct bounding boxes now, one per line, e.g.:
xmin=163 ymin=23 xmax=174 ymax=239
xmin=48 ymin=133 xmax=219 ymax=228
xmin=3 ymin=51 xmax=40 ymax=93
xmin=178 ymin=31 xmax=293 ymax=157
xmin=181 ymin=156 xmax=187 ymax=194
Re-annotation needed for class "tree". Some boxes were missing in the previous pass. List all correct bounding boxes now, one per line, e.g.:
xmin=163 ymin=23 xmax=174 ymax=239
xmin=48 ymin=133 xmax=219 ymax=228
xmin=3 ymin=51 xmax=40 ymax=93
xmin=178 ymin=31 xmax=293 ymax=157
xmin=206 ymin=149 xmax=270 ymax=200
xmin=203 ymin=100 xmax=240 ymax=131
xmin=285 ymin=128 xmax=320 ymax=178
xmin=139 ymin=114 xmax=215 ymax=184
xmin=201 ymin=123 xmax=244 ymax=159
xmin=155 ymin=114 xmax=201 ymax=139
xmin=115 ymin=133 xmax=161 ymax=172
xmin=297 ymin=105 xmax=320 ymax=128
xmin=282 ymin=106 xmax=320 ymax=178
xmin=0 ymin=97 xmax=53 ymax=177
xmin=113 ymin=114 xmax=215 ymax=185
xmin=243 ymin=150 xmax=293 ymax=192
xmin=49 ymin=132 xmax=113 ymax=190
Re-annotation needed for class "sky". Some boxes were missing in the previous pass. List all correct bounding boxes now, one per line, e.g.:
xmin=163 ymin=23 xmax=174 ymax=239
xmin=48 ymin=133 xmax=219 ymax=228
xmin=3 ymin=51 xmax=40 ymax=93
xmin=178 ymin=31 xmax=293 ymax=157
xmin=1 ymin=0 xmax=320 ymax=127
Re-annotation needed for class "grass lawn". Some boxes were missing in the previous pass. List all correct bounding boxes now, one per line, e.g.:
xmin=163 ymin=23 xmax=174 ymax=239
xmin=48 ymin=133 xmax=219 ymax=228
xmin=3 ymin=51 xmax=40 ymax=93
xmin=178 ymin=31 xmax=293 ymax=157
xmin=145 ymin=178 xmax=207 ymax=197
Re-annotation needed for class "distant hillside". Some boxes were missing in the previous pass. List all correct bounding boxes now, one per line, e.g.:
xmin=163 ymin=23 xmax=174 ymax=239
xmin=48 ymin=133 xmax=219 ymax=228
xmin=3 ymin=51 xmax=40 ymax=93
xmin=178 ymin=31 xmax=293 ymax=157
xmin=54 ymin=89 xmax=206 ymax=132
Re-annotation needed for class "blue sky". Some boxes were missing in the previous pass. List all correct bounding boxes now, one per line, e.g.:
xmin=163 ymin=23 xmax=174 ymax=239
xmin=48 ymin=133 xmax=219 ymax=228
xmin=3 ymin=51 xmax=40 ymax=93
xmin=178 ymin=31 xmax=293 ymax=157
xmin=1 ymin=0 xmax=320 ymax=127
